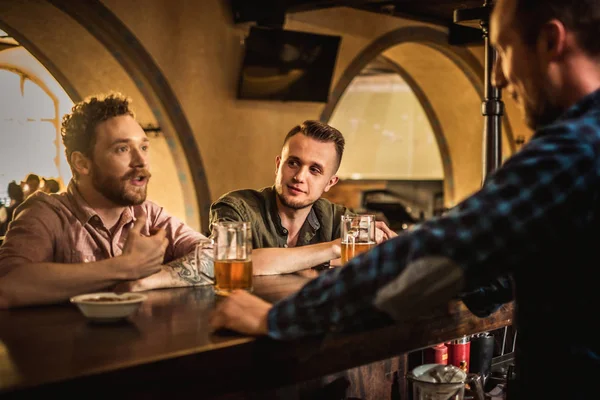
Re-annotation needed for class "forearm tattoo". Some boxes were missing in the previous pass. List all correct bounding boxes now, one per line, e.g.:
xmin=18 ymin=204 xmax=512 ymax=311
xmin=165 ymin=246 xmax=214 ymax=286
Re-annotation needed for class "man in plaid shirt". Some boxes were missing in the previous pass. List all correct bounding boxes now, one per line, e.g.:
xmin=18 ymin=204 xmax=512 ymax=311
xmin=211 ymin=0 xmax=600 ymax=397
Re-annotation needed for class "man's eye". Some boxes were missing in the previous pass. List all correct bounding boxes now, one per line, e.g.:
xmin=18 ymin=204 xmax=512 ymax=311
xmin=310 ymin=167 xmax=321 ymax=174
xmin=288 ymin=161 xmax=298 ymax=167
xmin=141 ymin=145 xmax=149 ymax=151
xmin=117 ymin=146 xmax=128 ymax=153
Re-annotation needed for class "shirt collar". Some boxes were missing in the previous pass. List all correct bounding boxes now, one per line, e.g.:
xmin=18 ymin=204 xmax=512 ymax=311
xmin=66 ymin=180 xmax=135 ymax=227
xmin=554 ymin=88 xmax=600 ymax=124
xmin=267 ymin=186 xmax=286 ymax=235
xmin=268 ymin=185 xmax=320 ymax=235
xmin=307 ymin=207 xmax=321 ymax=231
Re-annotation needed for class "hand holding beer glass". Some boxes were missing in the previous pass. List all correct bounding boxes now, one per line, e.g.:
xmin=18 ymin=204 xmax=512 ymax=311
xmin=340 ymin=214 xmax=376 ymax=264
xmin=212 ymin=221 xmax=253 ymax=296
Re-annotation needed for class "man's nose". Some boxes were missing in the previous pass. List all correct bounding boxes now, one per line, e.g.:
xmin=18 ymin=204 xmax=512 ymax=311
xmin=131 ymin=148 xmax=148 ymax=167
xmin=294 ymin=167 xmax=308 ymax=182
xmin=491 ymin=53 xmax=507 ymax=89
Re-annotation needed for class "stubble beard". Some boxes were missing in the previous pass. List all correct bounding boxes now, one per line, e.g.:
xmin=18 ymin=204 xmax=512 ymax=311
xmin=526 ymin=101 xmax=563 ymax=130
xmin=523 ymin=79 xmax=563 ymax=130
xmin=275 ymin=185 xmax=315 ymax=211
xmin=91 ymin=166 xmax=148 ymax=206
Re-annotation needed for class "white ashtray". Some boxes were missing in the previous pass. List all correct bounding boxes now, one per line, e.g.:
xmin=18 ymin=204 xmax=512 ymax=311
xmin=70 ymin=292 xmax=147 ymax=323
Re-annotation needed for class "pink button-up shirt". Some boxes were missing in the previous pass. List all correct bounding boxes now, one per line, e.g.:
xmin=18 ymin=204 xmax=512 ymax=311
xmin=0 ymin=181 xmax=205 ymax=269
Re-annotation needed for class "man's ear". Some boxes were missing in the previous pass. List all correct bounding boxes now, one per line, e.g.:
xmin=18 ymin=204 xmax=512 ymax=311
xmin=71 ymin=151 xmax=91 ymax=177
xmin=540 ymin=19 xmax=566 ymax=60
xmin=275 ymin=156 xmax=281 ymax=175
xmin=323 ymin=175 xmax=339 ymax=193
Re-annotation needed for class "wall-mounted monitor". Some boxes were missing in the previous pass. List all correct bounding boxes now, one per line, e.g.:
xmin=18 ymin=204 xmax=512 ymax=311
xmin=237 ymin=26 xmax=341 ymax=102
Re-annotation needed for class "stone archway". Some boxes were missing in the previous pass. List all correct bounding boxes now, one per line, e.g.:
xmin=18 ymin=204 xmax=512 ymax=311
xmin=0 ymin=0 xmax=212 ymax=231
xmin=321 ymin=26 xmax=516 ymax=205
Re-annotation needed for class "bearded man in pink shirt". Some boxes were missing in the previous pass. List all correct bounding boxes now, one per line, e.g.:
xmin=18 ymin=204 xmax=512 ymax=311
xmin=0 ymin=93 xmax=212 ymax=308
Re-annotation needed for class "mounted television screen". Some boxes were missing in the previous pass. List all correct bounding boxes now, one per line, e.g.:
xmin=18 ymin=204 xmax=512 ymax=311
xmin=237 ymin=27 xmax=341 ymax=102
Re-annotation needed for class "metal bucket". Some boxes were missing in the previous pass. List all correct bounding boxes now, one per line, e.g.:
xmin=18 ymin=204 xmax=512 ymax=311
xmin=407 ymin=364 xmax=484 ymax=400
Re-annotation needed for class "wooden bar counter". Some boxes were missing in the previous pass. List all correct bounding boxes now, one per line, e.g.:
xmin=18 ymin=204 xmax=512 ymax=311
xmin=0 ymin=271 xmax=513 ymax=398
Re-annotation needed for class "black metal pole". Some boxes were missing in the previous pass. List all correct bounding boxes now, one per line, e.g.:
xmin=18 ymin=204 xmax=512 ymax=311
xmin=453 ymin=0 xmax=504 ymax=183
xmin=480 ymin=11 xmax=504 ymax=181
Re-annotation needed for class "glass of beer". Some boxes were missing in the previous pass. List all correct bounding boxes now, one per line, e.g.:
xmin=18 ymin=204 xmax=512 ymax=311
xmin=212 ymin=221 xmax=253 ymax=296
xmin=340 ymin=214 xmax=376 ymax=264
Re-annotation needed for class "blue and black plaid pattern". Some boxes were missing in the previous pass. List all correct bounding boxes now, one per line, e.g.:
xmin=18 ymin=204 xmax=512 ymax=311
xmin=267 ymin=89 xmax=600 ymax=343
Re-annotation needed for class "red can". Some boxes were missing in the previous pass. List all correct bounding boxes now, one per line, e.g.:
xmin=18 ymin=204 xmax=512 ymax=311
xmin=446 ymin=336 xmax=471 ymax=372
xmin=424 ymin=343 xmax=448 ymax=365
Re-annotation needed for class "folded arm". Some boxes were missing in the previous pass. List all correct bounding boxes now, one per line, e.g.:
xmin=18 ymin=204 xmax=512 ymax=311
xmin=252 ymin=239 xmax=341 ymax=275
xmin=210 ymin=200 xmax=341 ymax=275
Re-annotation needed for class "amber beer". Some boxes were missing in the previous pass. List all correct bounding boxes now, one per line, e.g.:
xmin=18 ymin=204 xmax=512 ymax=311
xmin=340 ymin=214 xmax=376 ymax=264
xmin=214 ymin=259 xmax=253 ymax=295
xmin=341 ymin=241 xmax=376 ymax=264
xmin=212 ymin=221 xmax=253 ymax=296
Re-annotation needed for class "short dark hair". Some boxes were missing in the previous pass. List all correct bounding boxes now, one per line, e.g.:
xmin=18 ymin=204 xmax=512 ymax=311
xmin=44 ymin=179 xmax=60 ymax=194
xmin=61 ymin=92 xmax=135 ymax=168
xmin=7 ymin=181 xmax=23 ymax=203
xmin=283 ymin=120 xmax=345 ymax=170
xmin=514 ymin=0 xmax=600 ymax=56
xmin=25 ymin=174 xmax=40 ymax=184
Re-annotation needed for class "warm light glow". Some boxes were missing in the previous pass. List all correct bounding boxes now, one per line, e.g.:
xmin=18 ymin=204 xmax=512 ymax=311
xmin=329 ymin=74 xmax=444 ymax=180
xmin=0 ymin=47 xmax=73 ymax=204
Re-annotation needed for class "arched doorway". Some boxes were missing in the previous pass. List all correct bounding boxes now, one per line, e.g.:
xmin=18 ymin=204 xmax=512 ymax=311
xmin=0 ymin=31 xmax=73 ymax=202
xmin=323 ymin=26 xmax=517 ymax=208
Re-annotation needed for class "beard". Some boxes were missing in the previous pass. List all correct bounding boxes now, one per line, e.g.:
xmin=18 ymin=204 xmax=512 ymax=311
xmin=522 ymin=82 xmax=563 ymax=130
xmin=524 ymin=100 xmax=563 ymax=130
xmin=91 ymin=164 xmax=149 ymax=206
xmin=275 ymin=184 xmax=316 ymax=211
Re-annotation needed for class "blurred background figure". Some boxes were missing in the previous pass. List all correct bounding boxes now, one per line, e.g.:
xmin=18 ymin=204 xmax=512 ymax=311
xmin=0 ymin=181 xmax=25 ymax=236
xmin=22 ymin=173 xmax=40 ymax=197
xmin=42 ymin=178 xmax=60 ymax=194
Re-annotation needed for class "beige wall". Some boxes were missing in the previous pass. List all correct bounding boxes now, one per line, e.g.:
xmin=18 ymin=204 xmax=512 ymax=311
xmin=100 ymin=0 xmax=527 ymax=207
xmin=1 ymin=0 xmax=531 ymax=220
xmin=99 ymin=0 xmax=304 ymax=201
xmin=99 ymin=1 xmax=447 ymax=200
